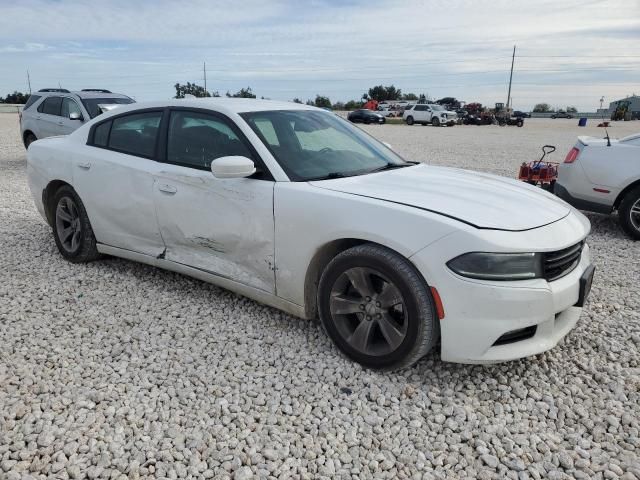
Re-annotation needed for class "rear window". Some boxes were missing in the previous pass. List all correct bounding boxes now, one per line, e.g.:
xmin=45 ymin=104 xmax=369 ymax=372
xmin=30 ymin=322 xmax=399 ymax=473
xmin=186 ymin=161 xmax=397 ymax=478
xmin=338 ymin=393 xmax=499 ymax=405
xmin=23 ymin=95 xmax=41 ymax=110
xmin=81 ymin=97 xmax=135 ymax=119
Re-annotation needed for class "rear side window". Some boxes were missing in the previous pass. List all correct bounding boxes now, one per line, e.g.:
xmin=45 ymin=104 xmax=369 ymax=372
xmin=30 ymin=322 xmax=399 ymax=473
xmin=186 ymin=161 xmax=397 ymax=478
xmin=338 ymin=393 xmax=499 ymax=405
xmin=93 ymin=120 xmax=111 ymax=147
xmin=23 ymin=95 xmax=41 ymax=110
xmin=40 ymin=96 xmax=63 ymax=116
xmin=108 ymin=111 xmax=162 ymax=158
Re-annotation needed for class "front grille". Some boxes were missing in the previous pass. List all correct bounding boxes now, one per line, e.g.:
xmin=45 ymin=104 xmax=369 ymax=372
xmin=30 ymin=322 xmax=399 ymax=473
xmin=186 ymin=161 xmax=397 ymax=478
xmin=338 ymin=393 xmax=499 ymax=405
xmin=543 ymin=241 xmax=584 ymax=281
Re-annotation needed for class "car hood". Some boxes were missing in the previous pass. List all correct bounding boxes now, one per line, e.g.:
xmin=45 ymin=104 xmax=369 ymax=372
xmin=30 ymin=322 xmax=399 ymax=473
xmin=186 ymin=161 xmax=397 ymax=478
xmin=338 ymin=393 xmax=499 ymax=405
xmin=309 ymin=164 xmax=571 ymax=231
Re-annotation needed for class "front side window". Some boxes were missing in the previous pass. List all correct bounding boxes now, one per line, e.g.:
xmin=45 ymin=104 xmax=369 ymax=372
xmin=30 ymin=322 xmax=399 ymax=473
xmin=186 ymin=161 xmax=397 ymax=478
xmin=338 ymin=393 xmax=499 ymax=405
xmin=40 ymin=96 xmax=62 ymax=116
xmin=81 ymin=97 xmax=135 ymax=119
xmin=241 ymin=110 xmax=407 ymax=181
xmin=167 ymin=110 xmax=253 ymax=169
xmin=61 ymin=98 xmax=83 ymax=119
xmin=107 ymin=111 xmax=162 ymax=157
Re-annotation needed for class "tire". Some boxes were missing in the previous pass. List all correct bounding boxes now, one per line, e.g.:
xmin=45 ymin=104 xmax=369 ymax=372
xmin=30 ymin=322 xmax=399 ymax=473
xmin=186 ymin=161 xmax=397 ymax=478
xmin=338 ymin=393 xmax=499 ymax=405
xmin=24 ymin=132 xmax=37 ymax=149
xmin=431 ymin=117 xmax=440 ymax=127
xmin=406 ymin=116 xmax=414 ymax=126
xmin=318 ymin=244 xmax=438 ymax=370
xmin=551 ymin=115 xmax=557 ymax=119
xmin=517 ymin=119 xmax=524 ymax=127
xmin=51 ymin=186 xmax=101 ymax=263
xmin=619 ymin=186 xmax=640 ymax=240
xmin=364 ymin=118 xmax=371 ymax=125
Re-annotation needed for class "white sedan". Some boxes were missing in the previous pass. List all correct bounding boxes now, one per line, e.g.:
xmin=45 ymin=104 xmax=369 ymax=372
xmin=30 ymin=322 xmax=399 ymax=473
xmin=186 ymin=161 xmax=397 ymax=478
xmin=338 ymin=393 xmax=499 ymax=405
xmin=27 ymin=99 xmax=594 ymax=369
xmin=555 ymin=133 xmax=640 ymax=239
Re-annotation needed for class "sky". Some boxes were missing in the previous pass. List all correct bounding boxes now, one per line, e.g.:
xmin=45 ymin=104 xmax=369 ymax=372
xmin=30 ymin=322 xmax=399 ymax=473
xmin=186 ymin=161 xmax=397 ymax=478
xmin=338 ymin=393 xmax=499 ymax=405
xmin=0 ymin=0 xmax=639 ymax=111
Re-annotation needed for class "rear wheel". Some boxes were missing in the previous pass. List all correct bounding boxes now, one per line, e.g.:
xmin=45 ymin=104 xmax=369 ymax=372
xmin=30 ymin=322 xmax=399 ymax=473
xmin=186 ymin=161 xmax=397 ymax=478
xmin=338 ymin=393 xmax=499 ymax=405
xmin=52 ymin=186 xmax=101 ymax=262
xmin=619 ymin=187 xmax=640 ymax=240
xmin=24 ymin=132 xmax=37 ymax=149
xmin=318 ymin=244 xmax=438 ymax=370
xmin=432 ymin=117 xmax=440 ymax=127
xmin=406 ymin=116 xmax=414 ymax=126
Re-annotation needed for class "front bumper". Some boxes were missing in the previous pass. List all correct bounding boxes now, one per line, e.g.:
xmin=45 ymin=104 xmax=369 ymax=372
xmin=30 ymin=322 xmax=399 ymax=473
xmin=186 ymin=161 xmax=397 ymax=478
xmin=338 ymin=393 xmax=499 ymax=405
xmin=410 ymin=215 xmax=593 ymax=363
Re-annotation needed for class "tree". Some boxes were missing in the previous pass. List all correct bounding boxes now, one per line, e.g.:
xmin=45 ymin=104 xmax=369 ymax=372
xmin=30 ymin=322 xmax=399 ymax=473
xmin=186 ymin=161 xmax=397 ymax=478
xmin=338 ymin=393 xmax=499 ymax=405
xmin=566 ymin=106 xmax=578 ymax=113
xmin=314 ymin=95 xmax=332 ymax=109
xmin=292 ymin=98 xmax=303 ymax=104
xmin=402 ymin=93 xmax=419 ymax=101
xmin=1 ymin=91 xmax=30 ymax=104
xmin=226 ymin=87 xmax=256 ymax=98
xmin=305 ymin=99 xmax=315 ymax=106
xmin=365 ymin=85 xmax=402 ymax=102
xmin=332 ymin=101 xmax=345 ymax=110
xmin=344 ymin=100 xmax=361 ymax=110
xmin=533 ymin=103 xmax=551 ymax=113
xmin=436 ymin=97 xmax=460 ymax=109
xmin=174 ymin=82 xmax=216 ymax=98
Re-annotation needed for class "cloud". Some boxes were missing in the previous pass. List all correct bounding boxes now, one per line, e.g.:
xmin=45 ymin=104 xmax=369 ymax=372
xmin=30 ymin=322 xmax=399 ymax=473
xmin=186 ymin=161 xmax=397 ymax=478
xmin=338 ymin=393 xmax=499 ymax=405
xmin=0 ymin=0 xmax=638 ymax=109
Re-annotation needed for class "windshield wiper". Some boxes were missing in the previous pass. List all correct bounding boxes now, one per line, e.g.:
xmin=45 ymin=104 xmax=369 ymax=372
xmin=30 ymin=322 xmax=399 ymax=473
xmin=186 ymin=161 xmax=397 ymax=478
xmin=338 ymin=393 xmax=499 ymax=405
xmin=305 ymin=172 xmax=352 ymax=181
xmin=367 ymin=163 xmax=414 ymax=174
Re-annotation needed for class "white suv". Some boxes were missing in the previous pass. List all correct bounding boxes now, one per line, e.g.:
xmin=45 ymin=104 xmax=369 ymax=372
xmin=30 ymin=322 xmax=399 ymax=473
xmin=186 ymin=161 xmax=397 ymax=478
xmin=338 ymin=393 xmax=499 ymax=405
xmin=403 ymin=104 xmax=457 ymax=126
xmin=20 ymin=88 xmax=134 ymax=148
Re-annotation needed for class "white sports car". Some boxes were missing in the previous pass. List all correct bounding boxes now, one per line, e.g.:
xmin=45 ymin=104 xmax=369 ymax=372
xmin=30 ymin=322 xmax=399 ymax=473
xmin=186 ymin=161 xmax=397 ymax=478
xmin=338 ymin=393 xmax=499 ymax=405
xmin=27 ymin=99 xmax=594 ymax=369
xmin=555 ymin=133 xmax=640 ymax=239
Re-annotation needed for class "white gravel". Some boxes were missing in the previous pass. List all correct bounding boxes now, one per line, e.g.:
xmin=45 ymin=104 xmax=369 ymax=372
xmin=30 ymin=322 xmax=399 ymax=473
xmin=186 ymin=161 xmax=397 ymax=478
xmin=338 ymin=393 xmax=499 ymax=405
xmin=1 ymin=113 xmax=639 ymax=480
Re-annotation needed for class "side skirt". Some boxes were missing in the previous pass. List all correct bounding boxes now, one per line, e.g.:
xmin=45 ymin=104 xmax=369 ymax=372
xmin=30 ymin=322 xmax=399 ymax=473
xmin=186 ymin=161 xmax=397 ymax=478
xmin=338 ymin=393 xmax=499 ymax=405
xmin=96 ymin=244 xmax=308 ymax=319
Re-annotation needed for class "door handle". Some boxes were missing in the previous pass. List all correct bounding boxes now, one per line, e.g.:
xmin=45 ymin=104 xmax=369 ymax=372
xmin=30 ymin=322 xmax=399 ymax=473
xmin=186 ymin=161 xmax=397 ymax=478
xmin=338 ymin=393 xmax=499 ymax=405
xmin=77 ymin=162 xmax=91 ymax=170
xmin=158 ymin=184 xmax=177 ymax=194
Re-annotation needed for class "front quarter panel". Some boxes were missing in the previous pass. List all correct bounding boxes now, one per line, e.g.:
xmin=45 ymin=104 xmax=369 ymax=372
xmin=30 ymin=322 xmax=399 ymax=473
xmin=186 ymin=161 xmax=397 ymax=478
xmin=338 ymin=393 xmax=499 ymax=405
xmin=273 ymin=182 xmax=460 ymax=307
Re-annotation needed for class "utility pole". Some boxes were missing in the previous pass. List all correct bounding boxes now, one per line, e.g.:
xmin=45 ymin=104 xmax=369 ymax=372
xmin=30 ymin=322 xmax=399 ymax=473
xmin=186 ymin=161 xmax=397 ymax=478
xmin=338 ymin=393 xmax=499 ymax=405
xmin=203 ymin=61 xmax=207 ymax=95
xmin=26 ymin=70 xmax=32 ymax=95
xmin=506 ymin=45 xmax=516 ymax=111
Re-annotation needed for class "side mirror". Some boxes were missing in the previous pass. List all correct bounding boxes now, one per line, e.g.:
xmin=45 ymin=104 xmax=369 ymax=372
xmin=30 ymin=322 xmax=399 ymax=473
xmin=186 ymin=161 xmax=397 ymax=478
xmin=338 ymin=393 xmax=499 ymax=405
xmin=69 ymin=112 xmax=83 ymax=121
xmin=210 ymin=156 xmax=256 ymax=179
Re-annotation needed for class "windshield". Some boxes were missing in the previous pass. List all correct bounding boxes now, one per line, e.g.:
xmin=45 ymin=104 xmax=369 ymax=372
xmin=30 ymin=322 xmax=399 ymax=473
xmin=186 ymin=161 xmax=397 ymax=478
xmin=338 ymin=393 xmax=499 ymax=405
xmin=81 ymin=97 xmax=134 ymax=118
xmin=241 ymin=110 xmax=407 ymax=181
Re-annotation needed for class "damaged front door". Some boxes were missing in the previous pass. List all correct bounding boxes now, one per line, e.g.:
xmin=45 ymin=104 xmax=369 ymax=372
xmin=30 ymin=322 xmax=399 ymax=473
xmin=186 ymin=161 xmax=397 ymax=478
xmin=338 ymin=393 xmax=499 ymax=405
xmin=153 ymin=109 xmax=276 ymax=293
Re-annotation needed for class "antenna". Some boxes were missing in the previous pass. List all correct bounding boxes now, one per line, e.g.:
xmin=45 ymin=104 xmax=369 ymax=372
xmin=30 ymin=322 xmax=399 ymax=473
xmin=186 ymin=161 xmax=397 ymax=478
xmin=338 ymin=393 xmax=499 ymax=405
xmin=27 ymin=70 xmax=32 ymax=95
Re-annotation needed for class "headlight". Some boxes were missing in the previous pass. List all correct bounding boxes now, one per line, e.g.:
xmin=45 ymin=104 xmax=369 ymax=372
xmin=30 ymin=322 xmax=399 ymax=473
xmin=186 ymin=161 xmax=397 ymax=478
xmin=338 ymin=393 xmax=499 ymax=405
xmin=447 ymin=252 xmax=543 ymax=281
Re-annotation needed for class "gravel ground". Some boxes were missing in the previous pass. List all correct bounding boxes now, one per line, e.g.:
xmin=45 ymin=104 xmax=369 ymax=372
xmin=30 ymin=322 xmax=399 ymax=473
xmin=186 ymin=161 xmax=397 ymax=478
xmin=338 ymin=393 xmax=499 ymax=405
xmin=1 ymin=114 xmax=639 ymax=480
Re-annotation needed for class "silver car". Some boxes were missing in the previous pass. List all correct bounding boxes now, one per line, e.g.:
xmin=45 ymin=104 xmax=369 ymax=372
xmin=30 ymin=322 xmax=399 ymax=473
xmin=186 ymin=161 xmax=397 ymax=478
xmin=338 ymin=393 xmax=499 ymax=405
xmin=20 ymin=88 xmax=134 ymax=148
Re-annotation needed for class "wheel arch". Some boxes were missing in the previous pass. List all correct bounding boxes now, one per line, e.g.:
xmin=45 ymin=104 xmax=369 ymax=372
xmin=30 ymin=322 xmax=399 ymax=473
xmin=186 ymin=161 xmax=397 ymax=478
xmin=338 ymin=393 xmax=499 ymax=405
xmin=23 ymin=129 xmax=36 ymax=147
xmin=42 ymin=180 xmax=74 ymax=226
xmin=303 ymin=238 xmax=426 ymax=319
xmin=614 ymin=178 xmax=640 ymax=209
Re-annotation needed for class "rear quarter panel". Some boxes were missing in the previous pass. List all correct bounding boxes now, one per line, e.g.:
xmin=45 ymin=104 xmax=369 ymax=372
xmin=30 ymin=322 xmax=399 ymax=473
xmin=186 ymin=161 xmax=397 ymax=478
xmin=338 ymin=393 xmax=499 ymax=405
xmin=27 ymin=137 xmax=75 ymax=222
xmin=580 ymin=143 xmax=640 ymax=201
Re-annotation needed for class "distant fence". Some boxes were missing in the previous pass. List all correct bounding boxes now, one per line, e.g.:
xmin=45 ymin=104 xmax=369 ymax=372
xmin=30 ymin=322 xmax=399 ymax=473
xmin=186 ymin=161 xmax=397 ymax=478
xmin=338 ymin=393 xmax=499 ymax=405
xmin=530 ymin=112 xmax=609 ymax=119
xmin=0 ymin=104 xmax=22 ymax=113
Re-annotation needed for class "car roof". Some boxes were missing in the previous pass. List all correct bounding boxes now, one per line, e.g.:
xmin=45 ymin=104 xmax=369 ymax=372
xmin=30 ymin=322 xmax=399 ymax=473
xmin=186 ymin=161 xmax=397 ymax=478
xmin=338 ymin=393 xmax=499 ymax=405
xmin=93 ymin=98 xmax=319 ymax=117
xmin=35 ymin=90 xmax=131 ymax=100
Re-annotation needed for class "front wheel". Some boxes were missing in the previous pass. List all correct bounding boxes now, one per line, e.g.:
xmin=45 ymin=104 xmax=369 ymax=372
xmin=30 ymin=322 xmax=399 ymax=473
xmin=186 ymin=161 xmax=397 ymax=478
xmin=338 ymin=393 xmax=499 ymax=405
xmin=406 ymin=116 xmax=414 ymax=126
xmin=431 ymin=117 xmax=440 ymax=126
xmin=619 ymin=186 xmax=640 ymax=240
xmin=52 ymin=186 xmax=101 ymax=262
xmin=318 ymin=244 xmax=438 ymax=370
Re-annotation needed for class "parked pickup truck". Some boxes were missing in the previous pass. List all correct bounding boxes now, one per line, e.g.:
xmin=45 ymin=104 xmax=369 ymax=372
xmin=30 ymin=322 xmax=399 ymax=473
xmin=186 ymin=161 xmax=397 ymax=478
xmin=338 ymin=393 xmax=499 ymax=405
xmin=403 ymin=104 xmax=457 ymax=126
